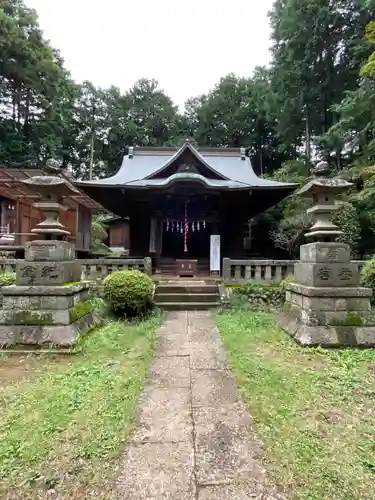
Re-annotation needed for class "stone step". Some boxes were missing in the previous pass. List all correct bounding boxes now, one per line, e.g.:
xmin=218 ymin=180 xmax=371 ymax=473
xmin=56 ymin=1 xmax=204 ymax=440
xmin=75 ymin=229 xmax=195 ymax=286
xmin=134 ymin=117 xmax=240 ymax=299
xmin=156 ymin=302 xmax=219 ymax=311
xmin=154 ymin=293 xmax=219 ymax=303
xmin=155 ymin=285 xmax=218 ymax=294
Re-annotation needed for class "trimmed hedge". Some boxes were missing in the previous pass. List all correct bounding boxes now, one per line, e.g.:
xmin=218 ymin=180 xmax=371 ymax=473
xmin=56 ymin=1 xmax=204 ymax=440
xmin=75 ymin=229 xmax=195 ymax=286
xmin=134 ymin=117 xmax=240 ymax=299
xmin=103 ymin=269 xmax=154 ymax=317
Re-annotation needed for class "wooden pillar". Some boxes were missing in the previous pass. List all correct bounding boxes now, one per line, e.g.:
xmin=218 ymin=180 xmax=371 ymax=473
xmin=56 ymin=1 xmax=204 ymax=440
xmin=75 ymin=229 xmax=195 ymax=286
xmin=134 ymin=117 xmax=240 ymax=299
xmin=149 ymin=217 xmax=157 ymax=253
xmin=15 ymin=200 xmax=22 ymax=245
xmin=0 ymin=198 xmax=6 ymax=231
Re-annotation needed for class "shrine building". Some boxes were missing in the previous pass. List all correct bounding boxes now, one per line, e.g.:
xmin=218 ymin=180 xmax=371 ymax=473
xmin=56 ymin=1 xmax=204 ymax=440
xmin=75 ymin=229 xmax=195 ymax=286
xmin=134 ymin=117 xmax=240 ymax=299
xmin=76 ymin=141 xmax=296 ymax=274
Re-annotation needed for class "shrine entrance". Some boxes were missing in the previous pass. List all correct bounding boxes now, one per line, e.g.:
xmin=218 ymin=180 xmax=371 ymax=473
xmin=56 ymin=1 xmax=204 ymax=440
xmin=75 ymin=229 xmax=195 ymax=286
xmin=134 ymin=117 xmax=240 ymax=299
xmin=162 ymin=219 xmax=212 ymax=259
xmin=156 ymin=195 xmax=216 ymax=261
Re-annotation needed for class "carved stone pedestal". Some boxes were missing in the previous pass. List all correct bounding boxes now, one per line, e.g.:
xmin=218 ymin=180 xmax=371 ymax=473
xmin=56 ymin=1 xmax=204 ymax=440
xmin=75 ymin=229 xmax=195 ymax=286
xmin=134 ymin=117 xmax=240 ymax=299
xmin=0 ymin=241 xmax=96 ymax=348
xmin=280 ymin=242 xmax=375 ymax=347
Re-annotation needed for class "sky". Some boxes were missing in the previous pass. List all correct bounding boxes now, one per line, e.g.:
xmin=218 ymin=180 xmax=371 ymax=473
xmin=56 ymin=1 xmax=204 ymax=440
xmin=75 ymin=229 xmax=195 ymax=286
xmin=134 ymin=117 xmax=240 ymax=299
xmin=25 ymin=0 xmax=275 ymax=109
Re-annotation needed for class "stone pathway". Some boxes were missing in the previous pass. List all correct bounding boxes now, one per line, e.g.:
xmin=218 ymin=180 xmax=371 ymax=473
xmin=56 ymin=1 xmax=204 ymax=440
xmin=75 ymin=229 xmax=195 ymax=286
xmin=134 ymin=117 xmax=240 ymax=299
xmin=117 ymin=311 xmax=284 ymax=500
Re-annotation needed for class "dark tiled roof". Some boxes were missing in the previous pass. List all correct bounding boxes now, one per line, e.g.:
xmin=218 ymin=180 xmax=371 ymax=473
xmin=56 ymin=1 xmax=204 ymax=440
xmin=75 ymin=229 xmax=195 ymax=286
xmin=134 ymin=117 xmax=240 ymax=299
xmin=75 ymin=142 xmax=296 ymax=191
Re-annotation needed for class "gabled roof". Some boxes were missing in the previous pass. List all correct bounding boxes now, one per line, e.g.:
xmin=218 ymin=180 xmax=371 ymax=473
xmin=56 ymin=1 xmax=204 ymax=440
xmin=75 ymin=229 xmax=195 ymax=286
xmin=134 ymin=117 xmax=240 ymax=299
xmin=75 ymin=141 xmax=296 ymax=191
xmin=0 ymin=167 xmax=101 ymax=209
xmin=144 ymin=141 xmax=229 ymax=180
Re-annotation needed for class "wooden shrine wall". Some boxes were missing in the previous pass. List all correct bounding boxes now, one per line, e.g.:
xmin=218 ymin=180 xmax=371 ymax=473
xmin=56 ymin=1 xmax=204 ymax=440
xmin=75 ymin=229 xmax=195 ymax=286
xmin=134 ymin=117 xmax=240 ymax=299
xmin=12 ymin=200 xmax=92 ymax=251
xmin=108 ymin=220 xmax=130 ymax=249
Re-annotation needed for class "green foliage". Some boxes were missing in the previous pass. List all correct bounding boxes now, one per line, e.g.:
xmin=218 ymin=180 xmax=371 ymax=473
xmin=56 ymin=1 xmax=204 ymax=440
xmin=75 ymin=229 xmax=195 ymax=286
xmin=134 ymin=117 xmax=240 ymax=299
xmin=0 ymin=316 xmax=160 ymax=497
xmin=270 ymin=0 xmax=375 ymax=158
xmin=107 ymin=250 xmax=129 ymax=258
xmin=270 ymin=212 xmax=311 ymax=257
xmin=361 ymin=257 xmax=375 ymax=301
xmin=185 ymin=71 xmax=293 ymax=174
xmin=70 ymin=300 xmax=94 ymax=322
xmin=90 ymin=220 xmax=109 ymax=255
xmin=361 ymin=20 xmax=375 ymax=77
xmin=280 ymin=274 xmax=296 ymax=292
xmin=232 ymin=284 xmax=284 ymax=311
xmin=2 ymin=0 xmax=375 ymax=257
xmin=332 ymin=202 xmax=361 ymax=257
xmin=0 ymin=271 xmax=16 ymax=286
xmin=103 ymin=270 xmax=154 ymax=317
xmin=217 ymin=309 xmax=375 ymax=499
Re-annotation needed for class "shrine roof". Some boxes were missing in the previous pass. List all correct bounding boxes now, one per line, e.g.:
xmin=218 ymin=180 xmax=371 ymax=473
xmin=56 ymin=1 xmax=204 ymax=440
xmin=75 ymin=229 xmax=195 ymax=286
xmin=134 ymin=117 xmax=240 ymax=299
xmin=75 ymin=142 xmax=297 ymax=191
xmin=0 ymin=167 xmax=102 ymax=210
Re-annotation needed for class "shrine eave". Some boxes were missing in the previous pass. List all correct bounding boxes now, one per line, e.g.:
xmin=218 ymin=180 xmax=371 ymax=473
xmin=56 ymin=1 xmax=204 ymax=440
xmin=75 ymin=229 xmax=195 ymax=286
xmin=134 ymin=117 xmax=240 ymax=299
xmin=75 ymin=174 xmax=297 ymax=191
xmin=75 ymin=181 xmax=297 ymax=194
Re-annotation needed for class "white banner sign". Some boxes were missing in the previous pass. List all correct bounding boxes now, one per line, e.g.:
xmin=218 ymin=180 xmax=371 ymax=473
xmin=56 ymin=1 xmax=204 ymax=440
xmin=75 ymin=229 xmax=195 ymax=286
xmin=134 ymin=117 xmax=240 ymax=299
xmin=210 ymin=235 xmax=221 ymax=272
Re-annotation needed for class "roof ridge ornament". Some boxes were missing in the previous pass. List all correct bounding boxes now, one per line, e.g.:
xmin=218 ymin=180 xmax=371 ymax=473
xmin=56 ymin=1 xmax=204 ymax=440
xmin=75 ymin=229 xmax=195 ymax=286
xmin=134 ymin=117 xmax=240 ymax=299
xmin=240 ymin=147 xmax=246 ymax=160
xmin=128 ymin=146 xmax=134 ymax=159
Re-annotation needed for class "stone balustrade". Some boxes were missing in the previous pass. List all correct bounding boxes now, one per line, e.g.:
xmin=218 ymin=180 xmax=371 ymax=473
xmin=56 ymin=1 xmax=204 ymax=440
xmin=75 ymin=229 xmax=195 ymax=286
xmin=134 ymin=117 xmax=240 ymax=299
xmin=0 ymin=257 xmax=367 ymax=283
xmin=0 ymin=257 xmax=152 ymax=278
xmin=0 ymin=259 xmax=17 ymax=273
xmin=80 ymin=258 xmax=152 ymax=279
xmin=222 ymin=258 xmax=366 ymax=284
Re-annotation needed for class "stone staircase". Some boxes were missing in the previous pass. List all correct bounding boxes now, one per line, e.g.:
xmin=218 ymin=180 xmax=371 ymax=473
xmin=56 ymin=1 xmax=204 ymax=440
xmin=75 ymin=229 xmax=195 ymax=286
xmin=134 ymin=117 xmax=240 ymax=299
xmin=154 ymin=280 xmax=220 ymax=310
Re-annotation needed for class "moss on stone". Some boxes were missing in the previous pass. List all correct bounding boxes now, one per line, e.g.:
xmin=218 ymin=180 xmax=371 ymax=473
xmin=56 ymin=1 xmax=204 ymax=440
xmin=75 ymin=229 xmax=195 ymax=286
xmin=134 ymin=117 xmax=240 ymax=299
xmin=282 ymin=302 xmax=291 ymax=314
xmin=331 ymin=312 xmax=363 ymax=327
xmin=13 ymin=310 xmax=53 ymax=325
xmin=64 ymin=281 xmax=81 ymax=287
xmin=70 ymin=300 xmax=94 ymax=323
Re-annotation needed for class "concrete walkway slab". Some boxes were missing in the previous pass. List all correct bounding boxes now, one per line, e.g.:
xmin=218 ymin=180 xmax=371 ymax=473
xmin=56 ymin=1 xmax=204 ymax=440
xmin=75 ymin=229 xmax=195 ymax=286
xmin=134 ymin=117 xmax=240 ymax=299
xmin=148 ymin=355 xmax=190 ymax=387
xmin=117 ymin=311 xmax=285 ymax=500
xmin=132 ymin=386 xmax=192 ymax=443
xmin=191 ymin=369 xmax=240 ymax=407
xmin=118 ymin=441 xmax=195 ymax=500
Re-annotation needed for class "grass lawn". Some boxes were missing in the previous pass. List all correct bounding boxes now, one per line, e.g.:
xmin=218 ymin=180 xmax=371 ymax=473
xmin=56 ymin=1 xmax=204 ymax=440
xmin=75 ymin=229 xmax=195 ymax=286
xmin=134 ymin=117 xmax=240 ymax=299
xmin=0 ymin=314 xmax=160 ymax=500
xmin=217 ymin=309 xmax=375 ymax=500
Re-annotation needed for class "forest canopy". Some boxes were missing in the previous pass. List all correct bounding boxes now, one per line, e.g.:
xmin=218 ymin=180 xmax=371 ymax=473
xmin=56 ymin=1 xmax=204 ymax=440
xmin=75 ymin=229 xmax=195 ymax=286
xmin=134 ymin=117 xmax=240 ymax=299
xmin=2 ymin=0 xmax=375 ymax=256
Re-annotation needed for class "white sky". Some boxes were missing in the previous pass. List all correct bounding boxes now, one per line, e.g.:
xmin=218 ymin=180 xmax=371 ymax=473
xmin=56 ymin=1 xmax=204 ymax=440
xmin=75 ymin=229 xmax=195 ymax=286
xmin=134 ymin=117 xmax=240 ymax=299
xmin=25 ymin=0 xmax=274 ymax=109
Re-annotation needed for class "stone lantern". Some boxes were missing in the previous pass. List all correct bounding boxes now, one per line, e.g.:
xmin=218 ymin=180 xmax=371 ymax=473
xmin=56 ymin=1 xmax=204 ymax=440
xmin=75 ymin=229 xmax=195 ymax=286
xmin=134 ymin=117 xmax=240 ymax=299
xmin=0 ymin=167 xmax=97 ymax=349
xmin=301 ymin=160 xmax=351 ymax=241
xmin=279 ymin=160 xmax=375 ymax=347
xmin=22 ymin=174 xmax=79 ymax=238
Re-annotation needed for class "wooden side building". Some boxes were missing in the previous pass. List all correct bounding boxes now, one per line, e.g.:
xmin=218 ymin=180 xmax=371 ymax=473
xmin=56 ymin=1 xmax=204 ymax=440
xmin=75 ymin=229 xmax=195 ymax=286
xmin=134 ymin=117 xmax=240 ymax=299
xmin=0 ymin=168 xmax=101 ymax=254
xmin=103 ymin=216 xmax=130 ymax=252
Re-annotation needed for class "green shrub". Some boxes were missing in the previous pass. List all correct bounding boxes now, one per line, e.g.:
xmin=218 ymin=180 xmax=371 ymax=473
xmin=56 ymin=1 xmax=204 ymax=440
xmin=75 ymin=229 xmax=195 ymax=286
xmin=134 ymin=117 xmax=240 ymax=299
xmin=332 ymin=202 xmax=361 ymax=258
xmin=280 ymin=274 xmax=296 ymax=292
xmin=0 ymin=271 xmax=16 ymax=286
xmin=103 ymin=269 xmax=154 ymax=317
xmin=233 ymin=284 xmax=284 ymax=311
xmin=361 ymin=258 xmax=375 ymax=302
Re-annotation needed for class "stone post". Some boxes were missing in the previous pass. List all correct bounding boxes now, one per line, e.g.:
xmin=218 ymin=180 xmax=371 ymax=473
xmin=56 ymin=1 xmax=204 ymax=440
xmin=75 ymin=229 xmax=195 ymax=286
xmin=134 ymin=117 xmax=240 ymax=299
xmin=0 ymin=171 xmax=97 ymax=349
xmin=222 ymin=258 xmax=231 ymax=281
xmin=279 ymin=160 xmax=375 ymax=347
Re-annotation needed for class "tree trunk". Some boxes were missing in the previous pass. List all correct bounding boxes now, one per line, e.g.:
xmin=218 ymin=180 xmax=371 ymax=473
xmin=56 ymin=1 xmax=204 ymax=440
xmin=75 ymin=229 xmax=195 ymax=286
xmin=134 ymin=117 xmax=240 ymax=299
xmin=89 ymin=132 xmax=95 ymax=180
xmin=305 ymin=106 xmax=311 ymax=161
xmin=259 ymin=150 xmax=263 ymax=175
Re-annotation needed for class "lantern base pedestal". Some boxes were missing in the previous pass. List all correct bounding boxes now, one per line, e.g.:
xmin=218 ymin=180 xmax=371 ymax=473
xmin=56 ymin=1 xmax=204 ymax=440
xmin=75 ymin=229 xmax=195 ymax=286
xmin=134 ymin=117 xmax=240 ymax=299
xmin=279 ymin=312 xmax=375 ymax=347
xmin=0 ymin=283 xmax=99 ymax=348
xmin=279 ymin=241 xmax=375 ymax=347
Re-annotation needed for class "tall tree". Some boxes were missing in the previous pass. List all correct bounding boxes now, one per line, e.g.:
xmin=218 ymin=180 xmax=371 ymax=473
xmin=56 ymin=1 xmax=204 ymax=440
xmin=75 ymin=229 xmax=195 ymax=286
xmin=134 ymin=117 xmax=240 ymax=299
xmin=270 ymin=0 xmax=375 ymax=159
xmin=185 ymin=72 xmax=291 ymax=174
xmin=0 ymin=0 xmax=66 ymax=164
